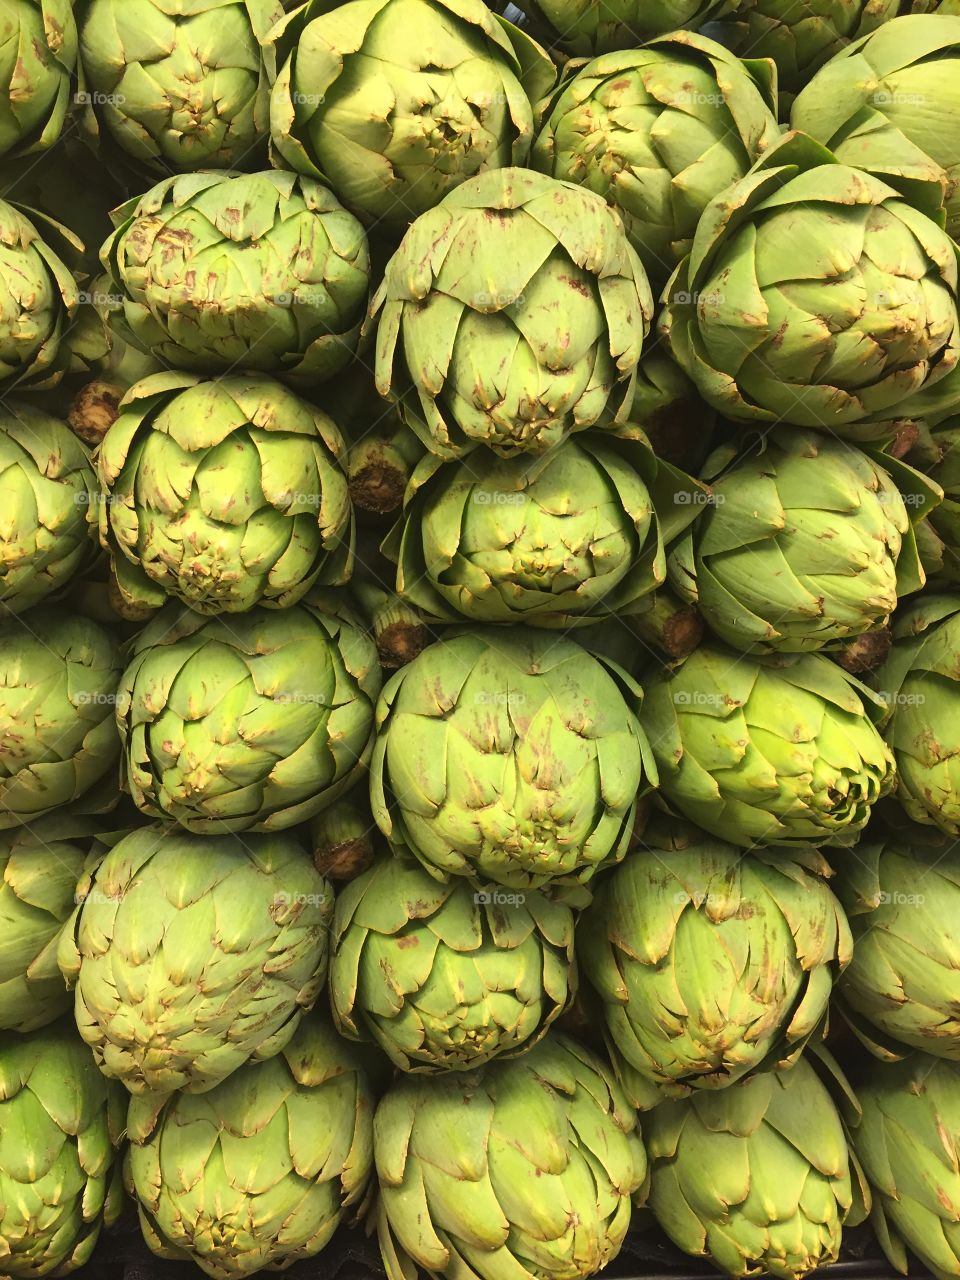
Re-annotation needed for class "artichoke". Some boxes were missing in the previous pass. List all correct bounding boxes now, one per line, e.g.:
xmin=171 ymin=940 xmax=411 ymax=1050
xmin=668 ymin=426 xmax=939 ymax=653
xmin=851 ymin=1053 xmax=960 ymax=1279
xmin=98 ymin=372 xmax=354 ymax=616
xmin=371 ymin=167 xmax=653 ymax=459
xmin=718 ymin=0 xmax=898 ymax=107
xmin=791 ymin=15 xmax=960 ymax=240
xmin=660 ymin=131 xmax=960 ymax=439
xmin=0 ymin=1021 xmax=126 ymax=1277
xmin=526 ymin=0 xmax=734 ymax=55
xmin=646 ymin=1055 xmax=868 ymax=1279
xmin=374 ymin=1035 xmax=647 ymax=1280
xmin=0 ymin=611 xmax=123 ymax=830
xmin=383 ymin=429 xmax=704 ymax=628
xmin=0 ymin=199 xmax=80 ymax=393
xmin=531 ymin=32 xmax=781 ymax=285
xmin=370 ymin=628 xmax=654 ymax=890
xmin=874 ymin=593 xmax=960 ymax=834
xmin=834 ymin=828 xmax=960 ymax=1059
xmin=625 ymin=347 xmax=716 ymax=472
xmin=330 ymin=854 xmax=575 ymax=1072
xmin=0 ymin=819 xmax=117 ymax=1032
xmin=0 ymin=0 xmax=77 ymax=159
xmin=77 ymin=0 xmax=283 ymax=172
xmin=118 ymin=601 xmax=381 ymax=833
xmin=269 ymin=0 xmax=556 ymax=227
xmin=0 ymin=401 xmax=99 ymax=615
xmin=126 ymin=1014 xmax=378 ymax=1279
xmin=101 ymin=170 xmax=371 ymax=386
xmin=579 ymin=823 xmax=851 ymax=1108
xmin=640 ymin=642 xmax=895 ymax=848
xmin=59 ymin=824 xmax=333 ymax=1096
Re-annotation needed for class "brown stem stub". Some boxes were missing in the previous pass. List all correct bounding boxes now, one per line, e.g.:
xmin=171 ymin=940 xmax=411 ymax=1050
xmin=378 ymin=620 xmax=430 ymax=669
xmin=68 ymin=380 xmax=124 ymax=446
xmin=835 ymin=628 xmax=893 ymax=674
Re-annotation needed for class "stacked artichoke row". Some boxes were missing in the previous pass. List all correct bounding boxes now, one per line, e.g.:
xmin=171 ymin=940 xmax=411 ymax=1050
xmin=4 ymin=1 xmax=960 ymax=1279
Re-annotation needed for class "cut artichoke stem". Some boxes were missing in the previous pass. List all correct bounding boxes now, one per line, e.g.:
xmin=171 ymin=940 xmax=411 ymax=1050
xmin=835 ymin=628 xmax=894 ymax=674
xmin=353 ymin=580 xmax=430 ymax=669
xmin=310 ymin=796 xmax=376 ymax=881
xmin=67 ymin=378 xmax=123 ymax=445
xmin=627 ymin=590 xmax=705 ymax=660
xmin=348 ymin=436 xmax=414 ymax=514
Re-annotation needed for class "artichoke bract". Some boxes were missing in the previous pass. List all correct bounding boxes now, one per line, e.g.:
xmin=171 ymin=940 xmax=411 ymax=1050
xmin=0 ymin=199 xmax=80 ymax=392
xmin=791 ymin=15 xmax=960 ymax=241
xmin=98 ymin=372 xmax=354 ymax=615
xmin=101 ymin=170 xmax=371 ymax=386
xmin=640 ymin=643 xmax=896 ymax=848
xmin=717 ymin=0 xmax=898 ymax=108
xmin=374 ymin=1035 xmax=647 ymax=1280
xmin=269 ymin=0 xmax=556 ymax=228
xmin=646 ymin=1056 xmax=868 ymax=1280
xmin=330 ymin=855 xmax=575 ymax=1072
xmin=118 ymin=601 xmax=381 ymax=833
xmin=371 ymin=167 xmax=653 ymax=459
xmin=0 ymin=402 xmax=99 ymax=615
xmin=59 ymin=824 xmax=333 ymax=1096
xmin=126 ymin=1015 xmax=378 ymax=1280
xmin=0 ymin=1021 xmax=126 ymax=1278
xmin=0 ymin=0 xmax=77 ymax=159
xmin=370 ymin=628 xmax=654 ymax=890
xmin=0 ymin=819 xmax=115 ymax=1032
xmin=531 ymin=32 xmax=781 ymax=285
xmin=852 ymin=1054 xmax=960 ymax=1279
xmin=527 ymin=0 xmax=734 ymax=55
xmin=384 ymin=430 xmax=704 ymax=628
xmin=579 ymin=823 xmax=852 ymax=1109
xmin=874 ymin=593 xmax=960 ymax=834
xmin=669 ymin=427 xmax=939 ymax=653
xmin=77 ymin=0 xmax=282 ymax=172
xmin=908 ymin=417 xmax=960 ymax=582
xmin=0 ymin=611 xmax=123 ymax=830
xmin=660 ymin=131 xmax=960 ymax=439
xmin=834 ymin=830 xmax=960 ymax=1060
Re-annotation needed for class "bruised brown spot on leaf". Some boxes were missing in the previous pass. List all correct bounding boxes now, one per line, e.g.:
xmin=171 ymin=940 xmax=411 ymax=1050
xmin=560 ymin=274 xmax=591 ymax=299
xmin=396 ymin=935 xmax=420 ymax=950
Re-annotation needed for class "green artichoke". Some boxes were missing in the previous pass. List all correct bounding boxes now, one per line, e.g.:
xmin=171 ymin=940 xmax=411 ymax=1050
xmin=374 ymin=1035 xmax=647 ymax=1280
xmin=101 ymin=170 xmax=371 ymax=386
xmin=0 ymin=402 xmax=99 ymax=615
xmin=0 ymin=1021 xmax=126 ymax=1277
xmin=383 ymin=429 xmax=704 ymax=628
xmin=77 ymin=0 xmax=282 ymax=172
xmin=660 ymin=131 xmax=960 ymax=439
xmin=372 ymin=167 xmax=653 ymax=459
xmin=907 ymin=417 xmax=960 ymax=582
xmin=59 ymin=824 xmax=333 ymax=1096
xmin=531 ymin=32 xmax=780 ymax=285
xmin=330 ymin=854 xmax=575 ymax=1072
xmin=791 ymin=15 xmax=960 ymax=240
xmin=718 ymin=0 xmax=898 ymax=107
xmin=370 ymin=628 xmax=655 ymax=890
xmin=98 ymin=372 xmax=354 ymax=616
xmin=834 ymin=830 xmax=960 ymax=1060
xmin=0 ymin=199 xmax=80 ymax=393
xmin=126 ymin=1014 xmax=378 ymax=1279
xmin=624 ymin=347 xmax=716 ymax=472
xmin=646 ymin=1056 xmax=868 ymax=1279
xmin=851 ymin=1054 xmax=960 ymax=1279
xmin=579 ymin=823 xmax=851 ymax=1108
xmin=118 ymin=601 xmax=381 ymax=833
xmin=668 ymin=427 xmax=939 ymax=653
xmin=269 ymin=0 xmax=556 ymax=228
xmin=0 ymin=611 xmax=123 ymax=830
xmin=526 ymin=0 xmax=735 ymax=55
xmin=0 ymin=0 xmax=77 ymax=159
xmin=874 ymin=593 xmax=960 ymax=833
xmin=0 ymin=819 xmax=117 ymax=1032
xmin=640 ymin=642 xmax=896 ymax=848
